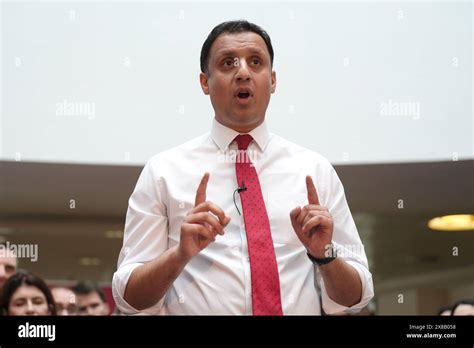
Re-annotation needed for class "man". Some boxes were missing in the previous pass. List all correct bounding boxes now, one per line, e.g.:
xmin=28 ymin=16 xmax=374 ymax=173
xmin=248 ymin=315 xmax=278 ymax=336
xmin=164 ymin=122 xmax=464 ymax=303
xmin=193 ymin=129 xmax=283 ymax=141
xmin=72 ymin=281 xmax=110 ymax=316
xmin=0 ymin=243 xmax=18 ymax=294
xmin=112 ymin=20 xmax=373 ymax=315
xmin=51 ymin=287 xmax=78 ymax=316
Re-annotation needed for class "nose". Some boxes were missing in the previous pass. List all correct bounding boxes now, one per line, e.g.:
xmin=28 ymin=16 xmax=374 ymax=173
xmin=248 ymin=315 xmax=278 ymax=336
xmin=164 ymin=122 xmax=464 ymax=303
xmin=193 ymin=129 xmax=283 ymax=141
xmin=235 ymin=59 xmax=251 ymax=81
xmin=25 ymin=300 xmax=36 ymax=315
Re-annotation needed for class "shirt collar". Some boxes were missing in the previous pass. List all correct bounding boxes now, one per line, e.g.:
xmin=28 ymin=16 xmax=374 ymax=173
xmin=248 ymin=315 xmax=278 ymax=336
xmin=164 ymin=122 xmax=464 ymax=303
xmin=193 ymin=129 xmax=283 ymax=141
xmin=211 ymin=118 xmax=271 ymax=152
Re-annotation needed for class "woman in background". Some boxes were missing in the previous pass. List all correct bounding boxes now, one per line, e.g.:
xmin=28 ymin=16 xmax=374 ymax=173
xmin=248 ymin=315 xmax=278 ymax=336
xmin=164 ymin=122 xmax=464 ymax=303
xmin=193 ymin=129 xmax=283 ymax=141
xmin=0 ymin=270 xmax=56 ymax=316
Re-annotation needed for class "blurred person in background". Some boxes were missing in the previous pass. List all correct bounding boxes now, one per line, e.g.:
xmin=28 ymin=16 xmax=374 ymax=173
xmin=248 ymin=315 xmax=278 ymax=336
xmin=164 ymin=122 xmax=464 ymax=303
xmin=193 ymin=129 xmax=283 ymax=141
xmin=51 ymin=287 xmax=78 ymax=316
xmin=0 ymin=270 xmax=56 ymax=316
xmin=0 ymin=243 xmax=18 ymax=295
xmin=437 ymin=305 xmax=452 ymax=316
xmin=451 ymin=299 xmax=474 ymax=316
xmin=73 ymin=281 xmax=110 ymax=315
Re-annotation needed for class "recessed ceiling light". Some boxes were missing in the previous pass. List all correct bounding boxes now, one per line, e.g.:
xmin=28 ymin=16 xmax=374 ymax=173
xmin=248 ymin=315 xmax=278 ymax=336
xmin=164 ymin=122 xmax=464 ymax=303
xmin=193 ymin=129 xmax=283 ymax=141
xmin=104 ymin=230 xmax=123 ymax=239
xmin=428 ymin=214 xmax=474 ymax=231
xmin=78 ymin=257 xmax=101 ymax=266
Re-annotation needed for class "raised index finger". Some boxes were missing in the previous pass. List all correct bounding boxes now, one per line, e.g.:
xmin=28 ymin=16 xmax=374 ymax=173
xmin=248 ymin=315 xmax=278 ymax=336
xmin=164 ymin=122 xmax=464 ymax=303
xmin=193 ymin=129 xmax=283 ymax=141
xmin=195 ymin=172 xmax=209 ymax=206
xmin=306 ymin=175 xmax=320 ymax=205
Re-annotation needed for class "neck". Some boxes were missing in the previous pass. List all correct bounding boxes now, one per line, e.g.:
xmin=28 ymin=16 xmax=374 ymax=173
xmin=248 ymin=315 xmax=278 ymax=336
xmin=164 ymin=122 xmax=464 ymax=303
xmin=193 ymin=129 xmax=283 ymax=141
xmin=215 ymin=117 xmax=264 ymax=133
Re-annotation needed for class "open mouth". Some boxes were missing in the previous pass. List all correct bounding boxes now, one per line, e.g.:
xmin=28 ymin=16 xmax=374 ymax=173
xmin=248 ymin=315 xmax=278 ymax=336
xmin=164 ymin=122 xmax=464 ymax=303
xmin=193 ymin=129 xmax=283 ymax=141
xmin=235 ymin=87 xmax=253 ymax=102
xmin=237 ymin=91 xmax=251 ymax=99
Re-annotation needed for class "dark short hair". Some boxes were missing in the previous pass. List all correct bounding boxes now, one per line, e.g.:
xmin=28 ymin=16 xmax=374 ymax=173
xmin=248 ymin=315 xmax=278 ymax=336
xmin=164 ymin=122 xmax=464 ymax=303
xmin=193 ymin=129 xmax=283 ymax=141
xmin=437 ymin=305 xmax=452 ymax=315
xmin=0 ymin=270 xmax=56 ymax=316
xmin=200 ymin=20 xmax=274 ymax=74
xmin=72 ymin=281 xmax=107 ymax=303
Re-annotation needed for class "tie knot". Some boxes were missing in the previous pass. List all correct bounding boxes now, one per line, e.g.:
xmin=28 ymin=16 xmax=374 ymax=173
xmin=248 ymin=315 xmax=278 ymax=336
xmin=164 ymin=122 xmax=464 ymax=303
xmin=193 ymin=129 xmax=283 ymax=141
xmin=235 ymin=134 xmax=253 ymax=150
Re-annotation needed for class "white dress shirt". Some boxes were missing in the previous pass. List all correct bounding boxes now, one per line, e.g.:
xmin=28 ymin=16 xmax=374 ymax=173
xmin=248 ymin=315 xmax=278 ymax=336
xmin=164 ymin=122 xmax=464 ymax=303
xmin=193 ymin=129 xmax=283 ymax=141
xmin=112 ymin=118 xmax=374 ymax=315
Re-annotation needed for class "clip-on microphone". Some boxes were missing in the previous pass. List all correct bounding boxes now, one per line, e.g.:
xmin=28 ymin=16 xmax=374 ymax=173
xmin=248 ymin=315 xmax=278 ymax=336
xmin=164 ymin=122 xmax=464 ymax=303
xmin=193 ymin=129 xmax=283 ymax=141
xmin=233 ymin=181 xmax=247 ymax=215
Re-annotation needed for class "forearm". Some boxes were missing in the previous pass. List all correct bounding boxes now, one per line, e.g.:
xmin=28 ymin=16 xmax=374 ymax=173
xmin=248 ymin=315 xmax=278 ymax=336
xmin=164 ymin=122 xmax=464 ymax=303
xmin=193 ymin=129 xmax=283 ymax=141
xmin=318 ymin=258 xmax=362 ymax=308
xmin=124 ymin=245 xmax=189 ymax=311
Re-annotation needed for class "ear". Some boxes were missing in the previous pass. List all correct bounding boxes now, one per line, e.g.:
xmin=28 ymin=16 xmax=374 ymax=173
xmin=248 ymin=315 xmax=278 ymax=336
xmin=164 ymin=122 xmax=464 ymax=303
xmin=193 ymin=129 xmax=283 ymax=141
xmin=200 ymin=72 xmax=210 ymax=95
xmin=271 ymin=70 xmax=277 ymax=94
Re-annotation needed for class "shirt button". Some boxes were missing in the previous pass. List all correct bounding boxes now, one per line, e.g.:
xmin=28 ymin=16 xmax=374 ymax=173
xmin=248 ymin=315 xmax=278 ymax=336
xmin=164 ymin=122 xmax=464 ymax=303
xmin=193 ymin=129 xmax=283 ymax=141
xmin=232 ymin=246 xmax=239 ymax=255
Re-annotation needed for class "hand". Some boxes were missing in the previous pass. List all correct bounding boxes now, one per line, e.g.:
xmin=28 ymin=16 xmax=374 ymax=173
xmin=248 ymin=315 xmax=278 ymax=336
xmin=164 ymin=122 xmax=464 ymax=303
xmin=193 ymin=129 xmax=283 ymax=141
xmin=178 ymin=173 xmax=231 ymax=262
xmin=290 ymin=176 xmax=334 ymax=259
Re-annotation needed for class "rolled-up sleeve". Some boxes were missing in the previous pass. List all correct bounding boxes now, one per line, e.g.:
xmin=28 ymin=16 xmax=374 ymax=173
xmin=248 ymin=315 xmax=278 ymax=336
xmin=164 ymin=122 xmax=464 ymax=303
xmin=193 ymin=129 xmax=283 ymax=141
xmin=317 ymin=257 xmax=374 ymax=314
xmin=315 ymin=161 xmax=374 ymax=315
xmin=112 ymin=157 xmax=169 ymax=315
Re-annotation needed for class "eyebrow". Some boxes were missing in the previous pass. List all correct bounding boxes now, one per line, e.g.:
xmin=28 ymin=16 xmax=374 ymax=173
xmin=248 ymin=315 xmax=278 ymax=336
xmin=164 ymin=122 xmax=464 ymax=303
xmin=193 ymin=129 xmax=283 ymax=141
xmin=215 ymin=48 xmax=266 ymax=59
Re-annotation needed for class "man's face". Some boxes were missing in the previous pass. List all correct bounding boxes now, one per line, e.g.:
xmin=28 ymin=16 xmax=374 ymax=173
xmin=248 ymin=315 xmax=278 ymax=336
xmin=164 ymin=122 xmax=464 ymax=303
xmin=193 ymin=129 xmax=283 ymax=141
xmin=200 ymin=32 xmax=276 ymax=133
xmin=76 ymin=292 xmax=109 ymax=316
xmin=0 ymin=255 xmax=18 ymax=290
xmin=51 ymin=287 xmax=77 ymax=316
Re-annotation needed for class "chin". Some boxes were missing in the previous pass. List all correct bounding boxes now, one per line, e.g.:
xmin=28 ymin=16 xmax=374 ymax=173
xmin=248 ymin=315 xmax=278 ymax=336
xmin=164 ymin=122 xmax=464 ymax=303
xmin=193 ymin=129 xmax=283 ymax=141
xmin=231 ymin=114 xmax=259 ymax=124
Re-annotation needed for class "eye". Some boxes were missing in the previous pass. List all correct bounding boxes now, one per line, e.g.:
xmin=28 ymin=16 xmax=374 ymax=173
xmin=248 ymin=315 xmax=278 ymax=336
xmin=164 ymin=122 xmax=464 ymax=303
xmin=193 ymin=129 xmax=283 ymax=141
xmin=13 ymin=299 xmax=26 ymax=307
xmin=33 ymin=297 xmax=45 ymax=305
xmin=67 ymin=305 xmax=78 ymax=314
xmin=251 ymin=57 xmax=261 ymax=65
xmin=5 ymin=265 xmax=16 ymax=274
xmin=223 ymin=58 xmax=234 ymax=67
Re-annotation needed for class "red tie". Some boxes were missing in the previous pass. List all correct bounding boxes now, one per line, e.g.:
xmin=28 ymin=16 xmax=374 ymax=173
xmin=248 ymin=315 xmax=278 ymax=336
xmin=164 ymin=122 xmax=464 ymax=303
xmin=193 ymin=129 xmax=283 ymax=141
xmin=234 ymin=134 xmax=283 ymax=316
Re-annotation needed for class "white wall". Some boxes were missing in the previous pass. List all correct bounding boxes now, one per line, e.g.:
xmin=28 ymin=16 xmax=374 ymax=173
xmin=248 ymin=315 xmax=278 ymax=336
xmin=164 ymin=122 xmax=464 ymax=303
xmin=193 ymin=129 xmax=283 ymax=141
xmin=1 ymin=1 xmax=472 ymax=165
